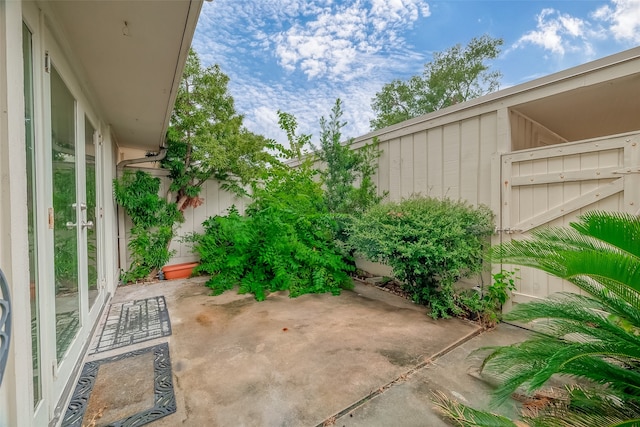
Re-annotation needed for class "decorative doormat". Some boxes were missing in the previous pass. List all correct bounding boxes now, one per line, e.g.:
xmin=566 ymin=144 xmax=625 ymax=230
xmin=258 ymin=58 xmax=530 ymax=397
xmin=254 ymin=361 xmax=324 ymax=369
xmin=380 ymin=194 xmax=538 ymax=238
xmin=62 ymin=343 xmax=175 ymax=427
xmin=91 ymin=296 xmax=171 ymax=354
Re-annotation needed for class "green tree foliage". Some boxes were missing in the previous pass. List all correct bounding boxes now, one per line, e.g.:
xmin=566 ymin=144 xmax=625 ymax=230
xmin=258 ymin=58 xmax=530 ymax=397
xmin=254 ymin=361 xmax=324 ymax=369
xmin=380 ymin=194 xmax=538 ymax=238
xmin=190 ymin=112 xmax=353 ymax=300
xmin=317 ymin=99 xmax=384 ymax=215
xmin=115 ymin=50 xmax=275 ymax=281
xmin=113 ymin=171 xmax=183 ymax=282
xmin=163 ymin=49 xmax=275 ymax=209
xmin=436 ymin=211 xmax=640 ymax=426
xmin=348 ymin=197 xmax=494 ymax=318
xmin=370 ymin=34 xmax=503 ymax=130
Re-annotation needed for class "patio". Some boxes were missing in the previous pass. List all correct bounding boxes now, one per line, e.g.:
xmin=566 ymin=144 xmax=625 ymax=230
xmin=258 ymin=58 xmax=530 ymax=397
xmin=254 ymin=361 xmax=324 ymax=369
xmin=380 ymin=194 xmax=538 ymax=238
xmin=77 ymin=278 xmax=526 ymax=426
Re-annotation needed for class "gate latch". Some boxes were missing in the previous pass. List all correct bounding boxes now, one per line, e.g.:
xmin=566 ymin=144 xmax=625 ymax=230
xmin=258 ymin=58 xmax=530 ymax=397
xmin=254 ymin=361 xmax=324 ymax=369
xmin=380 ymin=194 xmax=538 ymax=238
xmin=495 ymin=227 xmax=522 ymax=235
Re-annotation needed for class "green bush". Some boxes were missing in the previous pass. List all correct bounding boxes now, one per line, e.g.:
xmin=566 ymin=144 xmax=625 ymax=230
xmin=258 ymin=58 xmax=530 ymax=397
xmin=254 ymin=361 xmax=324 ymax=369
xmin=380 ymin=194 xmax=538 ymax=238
xmin=454 ymin=269 xmax=517 ymax=327
xmin=114 ymin=170 xmax=183 ymax=283
xmin=349 ymin=197 xmax=494 ymax=318
xmin=190 ymin=111 xmax=354 ymax=300
xmin=191 ymin=168 xmax=354 ymax=300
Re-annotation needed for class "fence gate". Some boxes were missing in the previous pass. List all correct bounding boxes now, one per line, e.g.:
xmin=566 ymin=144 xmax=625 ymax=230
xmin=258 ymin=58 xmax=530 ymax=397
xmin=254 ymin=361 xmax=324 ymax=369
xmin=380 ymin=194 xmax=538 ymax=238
xmin=499 ymin=132 xmax=640 ymax=309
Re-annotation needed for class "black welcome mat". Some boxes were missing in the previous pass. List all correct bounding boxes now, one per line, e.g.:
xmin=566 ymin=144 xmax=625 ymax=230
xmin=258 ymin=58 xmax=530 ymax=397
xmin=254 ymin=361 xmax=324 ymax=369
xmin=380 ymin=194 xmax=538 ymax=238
xmin=91 ymin=296 xmax=171 ymax=354
xmin=62 ymin=343 xmax=175 ymax=427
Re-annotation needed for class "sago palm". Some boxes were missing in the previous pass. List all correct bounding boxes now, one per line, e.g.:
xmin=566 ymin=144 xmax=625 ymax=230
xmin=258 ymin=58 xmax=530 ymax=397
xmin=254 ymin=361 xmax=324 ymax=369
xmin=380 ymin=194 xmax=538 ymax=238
xmin=434 ymin=211 xmax=640 ymax=426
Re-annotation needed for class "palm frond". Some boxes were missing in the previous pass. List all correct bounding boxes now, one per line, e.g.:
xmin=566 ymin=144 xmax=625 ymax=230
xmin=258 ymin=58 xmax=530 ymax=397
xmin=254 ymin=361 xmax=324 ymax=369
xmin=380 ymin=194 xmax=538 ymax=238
xmin=558 ymin=251 xmax=640 ymax=297
xmin=482 ymin=337 xmax=640 ymax=407
xmin=525 ymin=386 xmax=640 ymax=427
xmin=572 ymin=277 xmax=640 ymax=326
xmin=493 ymin=242 xmax=640 ymax=302
xmin=431 ymin=391 xmax=521 ymax=427
xmin=571 ymin=211 xmax=640 ymax=259
xmin=477 ymin=294 xmax=640 ymax=405
xmin=504 ymin=293 xmax=640 ymax=342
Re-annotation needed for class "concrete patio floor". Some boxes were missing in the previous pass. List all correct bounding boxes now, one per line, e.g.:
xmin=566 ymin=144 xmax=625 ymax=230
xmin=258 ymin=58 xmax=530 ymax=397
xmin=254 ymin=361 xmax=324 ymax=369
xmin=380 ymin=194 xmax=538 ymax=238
xmin=87 ymin=277 xmax=529 ymax=426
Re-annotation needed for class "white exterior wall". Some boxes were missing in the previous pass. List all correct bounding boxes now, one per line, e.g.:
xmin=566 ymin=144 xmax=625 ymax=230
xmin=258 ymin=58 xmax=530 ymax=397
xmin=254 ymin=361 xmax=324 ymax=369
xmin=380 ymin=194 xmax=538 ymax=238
xmin=0 ymin=2 xmax=32 ymax=426
xmin=0 ymin=3 xmax=125 ymax=425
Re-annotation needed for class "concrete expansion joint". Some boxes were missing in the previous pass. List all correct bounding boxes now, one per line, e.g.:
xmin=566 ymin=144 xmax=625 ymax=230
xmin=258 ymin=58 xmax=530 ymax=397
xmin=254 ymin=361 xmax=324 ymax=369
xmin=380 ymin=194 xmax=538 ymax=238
xmin=316 ymin=326 xmax=484 ymax=427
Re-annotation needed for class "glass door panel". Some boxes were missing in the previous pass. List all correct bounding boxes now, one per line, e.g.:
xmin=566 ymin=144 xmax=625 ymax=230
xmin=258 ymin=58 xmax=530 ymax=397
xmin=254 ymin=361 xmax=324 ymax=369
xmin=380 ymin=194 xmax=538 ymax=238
xmin=23 ymin=21 xmax=41 ymax=407
xmin=85 ymin=117 xmax=98 ymax=309
xmin=50 ymin=66 xmax=80 ymax=361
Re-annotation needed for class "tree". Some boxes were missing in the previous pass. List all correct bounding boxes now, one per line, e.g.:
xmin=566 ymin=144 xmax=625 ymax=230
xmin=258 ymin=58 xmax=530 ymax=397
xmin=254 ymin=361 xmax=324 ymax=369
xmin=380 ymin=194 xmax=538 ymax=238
xmin=370 ymin=34 xmax=503 ymax=130
xmin=317 ymin=99 xmax=383 ymax=215
xmin=115 ymin=49 xmax=275 ymax=282
xmin=163 ymin=49 xmax=275 ymax=211
xmin=434 ymin=211 xmax=640 ymax=426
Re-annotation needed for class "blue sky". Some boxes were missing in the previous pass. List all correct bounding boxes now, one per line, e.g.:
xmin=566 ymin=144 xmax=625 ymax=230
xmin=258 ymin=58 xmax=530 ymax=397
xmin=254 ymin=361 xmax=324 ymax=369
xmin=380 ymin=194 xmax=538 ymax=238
xmin=192 ymin=0 xmax=640 ymax=145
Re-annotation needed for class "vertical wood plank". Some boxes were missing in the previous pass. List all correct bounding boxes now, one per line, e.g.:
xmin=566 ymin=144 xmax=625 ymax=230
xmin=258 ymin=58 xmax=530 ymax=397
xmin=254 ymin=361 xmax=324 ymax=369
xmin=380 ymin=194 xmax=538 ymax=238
xmin=624 ymin=136 xmax=640 ymax=214
xmin=443 ymin=123 xmax=460 ymax=199
xmin=377 ymin=140 xmax=391 ymax=199
xmin=205 ymin=177 xmax=218 ymax=218
xmin=561 ymin=154 xmax=581 ymax=227
xmin=480 ymin=113 xmax=498 ymax=207
xmin=532 ymin=158 xmax=549 ymax=217
xmin=400 ymin=135 xmax=414 ymax=198
xmin=413 ymin=131 xmax=428 ymax=195
xmin=460 ymin=118 xmax=480 ymax=204
xmin=427 ymin=128 xmax=443 ymax=198
xmin=388 ymin=138 xmax=402 ymax=201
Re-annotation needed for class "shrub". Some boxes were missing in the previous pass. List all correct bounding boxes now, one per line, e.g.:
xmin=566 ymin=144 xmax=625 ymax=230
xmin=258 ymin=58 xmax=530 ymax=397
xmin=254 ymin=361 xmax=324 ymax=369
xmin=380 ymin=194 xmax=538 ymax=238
xmin=113 ymin=170 xmax=182 ymax=283
xmin=349 ymin=196 xmax=494 ymax=318
xmin=192 ymin=172 xmax=353 ymax=300
xmin=454 ymin=269 xmax=517 ymax=328
xmin=190 ymin=112 xmax=354 ymax=300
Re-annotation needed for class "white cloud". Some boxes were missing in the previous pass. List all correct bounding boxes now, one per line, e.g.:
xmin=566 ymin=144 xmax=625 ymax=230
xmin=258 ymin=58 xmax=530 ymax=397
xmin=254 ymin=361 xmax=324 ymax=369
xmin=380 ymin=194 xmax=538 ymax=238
xmin=230 ymin=74 xmax=380 ymax=146
xmin=192 ymin=0 xmax=639 ymax=147
xmin=192 ymin=0 xmax=431 ymax=144
xmin=271 ymin=0 xmax=430 ymax=81
xmin=592 ymin=0 xmax=640 ymax=43
xmin=514 ymin=8 xmax=593 ymax=56
xmin=513 ymin=1 xmax=640 ymax=57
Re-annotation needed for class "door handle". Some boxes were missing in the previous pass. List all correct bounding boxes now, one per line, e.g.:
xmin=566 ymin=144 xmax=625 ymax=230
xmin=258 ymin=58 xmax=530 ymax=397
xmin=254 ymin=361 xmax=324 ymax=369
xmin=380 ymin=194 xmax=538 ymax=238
xmin=82 ymin=221 xmax=94 ymax=230
xmin=66 ymin=221 xmax=77 ymax=229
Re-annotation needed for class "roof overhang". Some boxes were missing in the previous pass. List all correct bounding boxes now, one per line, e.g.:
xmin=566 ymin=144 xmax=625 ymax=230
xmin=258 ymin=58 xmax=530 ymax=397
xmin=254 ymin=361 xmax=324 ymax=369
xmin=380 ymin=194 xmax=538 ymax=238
xmin=510 ymin=72 xmax=640 ymax=142
xmin=361 ymin=47 xmax=640 ymax=145
xmin=48 ymin=0 xmax=203 ymax=151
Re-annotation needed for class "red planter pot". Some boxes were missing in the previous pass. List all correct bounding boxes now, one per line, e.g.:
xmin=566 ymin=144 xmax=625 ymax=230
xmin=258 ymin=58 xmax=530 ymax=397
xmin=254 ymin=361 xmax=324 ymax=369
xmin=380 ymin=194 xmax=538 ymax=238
xmin=162 ymin=262 xmax=199 ymax=280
